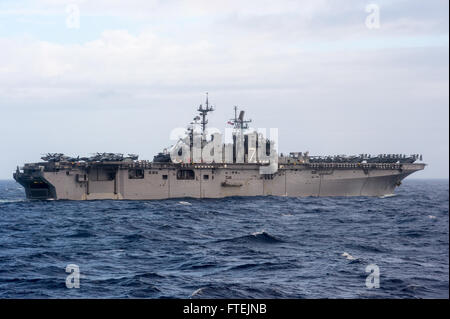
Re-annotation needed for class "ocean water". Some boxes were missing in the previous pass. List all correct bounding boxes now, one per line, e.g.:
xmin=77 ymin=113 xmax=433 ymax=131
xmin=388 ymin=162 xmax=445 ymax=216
xmin=0 ymin=179 xmax=448 ymax=299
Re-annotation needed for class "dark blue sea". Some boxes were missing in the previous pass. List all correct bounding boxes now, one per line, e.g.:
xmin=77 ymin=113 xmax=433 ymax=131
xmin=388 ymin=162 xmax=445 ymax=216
xmin=0 ymin=179 xmax=448 ymax=299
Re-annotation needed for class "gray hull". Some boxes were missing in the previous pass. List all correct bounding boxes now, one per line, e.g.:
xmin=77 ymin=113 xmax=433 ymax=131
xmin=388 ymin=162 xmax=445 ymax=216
xmin=14 ymin=162 xmax=425 ymax=200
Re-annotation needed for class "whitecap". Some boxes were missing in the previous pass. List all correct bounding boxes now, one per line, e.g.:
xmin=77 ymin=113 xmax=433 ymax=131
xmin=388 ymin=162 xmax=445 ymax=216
xmin=0 ymin=199 xmax=26 ymax=203
xmin=378 ymin=194 xmax=397 ymax=199
xmin=178 ymin=201 xmax=192 ymax=206
xmin=252 ymin=230 xmax=266 ymax=236
xmin=342 ymin=252 xmax=357 ymax=260
xmin=190 ymin=287 xmax=205 ymax=297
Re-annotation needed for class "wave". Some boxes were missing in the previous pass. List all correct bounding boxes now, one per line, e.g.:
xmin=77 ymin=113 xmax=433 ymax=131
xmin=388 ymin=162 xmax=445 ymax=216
xmin=342 ymin=252 xmax=358 ymax=261
xmin=346 ymin=243 xmax=390 ymax=253
xmin=178 ymin=261 xmax=218 ymax=270
xmin=178 ymin=201 xmax=192 ymax=206
xmin=216 ymin=231 xmax=284 ymax=244
xmin=400 ymin=230 xmax=425 ymax=238
xmin=188 ymin=284 xmax=251 ymax=299
xmin=123 ymin=233 xmax=147 ymax=241
xmin=378 ymin=194 xmax=397 ymax=199
xmin=0 ymin=199 xmax=26 ymax=204
xmin=188 ymin=282 xmax=294 ymax=299
xmin=227 ymin=261 xmax=286 ymax=271
xmin=133 ymin=272 xmax=165 ymax=280
xmin=190 ymin=287 xmax=206 ymax=298
xmin=67 ymin=230 xmax=96 ymax=238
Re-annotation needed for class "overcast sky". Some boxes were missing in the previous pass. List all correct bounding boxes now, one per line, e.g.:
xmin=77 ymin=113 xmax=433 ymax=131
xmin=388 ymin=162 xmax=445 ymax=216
xmin=0 ymin=0 xmax=448 ymax=179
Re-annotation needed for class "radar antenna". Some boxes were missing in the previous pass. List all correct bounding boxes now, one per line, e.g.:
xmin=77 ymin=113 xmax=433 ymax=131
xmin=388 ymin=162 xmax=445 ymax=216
xmin=228 ymin=106 xmax=252 ymax=131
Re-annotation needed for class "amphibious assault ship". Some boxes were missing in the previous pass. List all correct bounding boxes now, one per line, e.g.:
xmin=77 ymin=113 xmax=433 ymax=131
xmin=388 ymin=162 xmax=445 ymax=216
xmin=14 ymin=97 xmax=425 ymax=200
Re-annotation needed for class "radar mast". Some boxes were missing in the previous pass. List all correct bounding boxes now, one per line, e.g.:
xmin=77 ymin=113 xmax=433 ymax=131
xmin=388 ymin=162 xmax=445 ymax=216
xmin=229 ymin=106 xmax=252 ymax=132
xmin=197 ymin=92 xmax=214 ymax=141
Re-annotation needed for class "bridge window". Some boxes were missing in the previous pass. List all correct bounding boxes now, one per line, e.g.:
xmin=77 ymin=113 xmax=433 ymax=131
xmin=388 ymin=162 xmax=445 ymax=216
xmin=203 ymin=174 xmax=209 ymax=180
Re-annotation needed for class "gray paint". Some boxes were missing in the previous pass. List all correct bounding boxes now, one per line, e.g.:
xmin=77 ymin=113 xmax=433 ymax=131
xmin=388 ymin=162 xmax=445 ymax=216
xmin=14 ymin=161 xmax=424 ymax=200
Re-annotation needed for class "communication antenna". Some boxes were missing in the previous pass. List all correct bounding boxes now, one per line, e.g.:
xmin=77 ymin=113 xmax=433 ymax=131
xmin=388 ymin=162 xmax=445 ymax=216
xmin=197 ymin=92 xmax=214 ymax=140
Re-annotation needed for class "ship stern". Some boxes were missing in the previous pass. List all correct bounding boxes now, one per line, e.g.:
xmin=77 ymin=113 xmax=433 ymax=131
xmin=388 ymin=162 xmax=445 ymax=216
xmin=13 ymin=166 xmax=57 ymax=200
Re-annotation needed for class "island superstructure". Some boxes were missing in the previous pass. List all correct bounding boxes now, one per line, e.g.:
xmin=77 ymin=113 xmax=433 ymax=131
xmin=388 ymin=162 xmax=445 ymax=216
xmin=14 ymin=97 xmax=425 ymax=200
